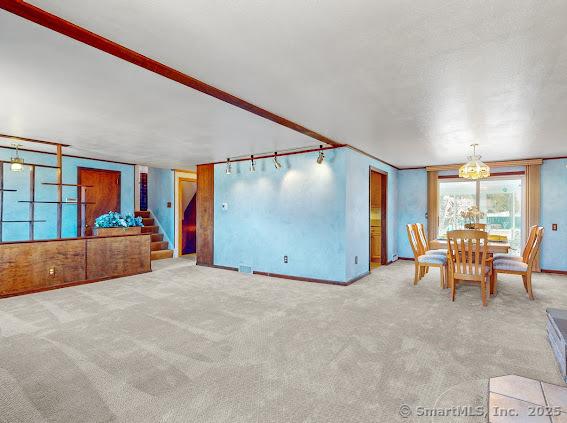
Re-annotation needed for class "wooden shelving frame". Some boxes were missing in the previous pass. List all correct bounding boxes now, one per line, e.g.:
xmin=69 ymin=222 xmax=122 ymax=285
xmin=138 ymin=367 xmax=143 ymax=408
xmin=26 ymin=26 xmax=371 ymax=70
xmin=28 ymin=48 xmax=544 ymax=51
xmin=0 ymin=137 xmax=95 ymax=242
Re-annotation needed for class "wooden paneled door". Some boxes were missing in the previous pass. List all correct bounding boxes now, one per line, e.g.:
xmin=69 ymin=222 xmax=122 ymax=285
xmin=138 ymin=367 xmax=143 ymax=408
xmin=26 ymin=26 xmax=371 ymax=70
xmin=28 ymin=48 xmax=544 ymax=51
xmin=78 ymin=168 xmax=121 ymax=236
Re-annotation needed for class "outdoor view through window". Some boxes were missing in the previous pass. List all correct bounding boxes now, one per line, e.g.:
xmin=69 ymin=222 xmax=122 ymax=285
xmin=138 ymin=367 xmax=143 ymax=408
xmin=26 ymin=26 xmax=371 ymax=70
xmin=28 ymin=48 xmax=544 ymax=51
xmin=438 ymin=177 xmax=524 ymax=254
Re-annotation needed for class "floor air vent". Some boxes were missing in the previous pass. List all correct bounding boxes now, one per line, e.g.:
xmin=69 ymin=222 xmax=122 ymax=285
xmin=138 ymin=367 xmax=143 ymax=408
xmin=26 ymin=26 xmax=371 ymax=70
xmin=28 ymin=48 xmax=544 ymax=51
xmin=238 ymin=265 xmax=253 ymax=274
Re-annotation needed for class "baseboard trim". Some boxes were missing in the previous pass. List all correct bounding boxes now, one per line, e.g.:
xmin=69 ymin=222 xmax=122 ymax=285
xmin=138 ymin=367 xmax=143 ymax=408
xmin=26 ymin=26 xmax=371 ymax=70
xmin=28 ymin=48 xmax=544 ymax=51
xmin=197 ymin=263 xmax=371 ymax=286
xmin=197 ymin=263 xmax=239 ymax=272
xmin=541 ymin=269 xmax=567 ymax=276
xmin=0 ymin=270 xmax=153 ymax=299
xmin=397 ymin=257 xmax=414 ymax=261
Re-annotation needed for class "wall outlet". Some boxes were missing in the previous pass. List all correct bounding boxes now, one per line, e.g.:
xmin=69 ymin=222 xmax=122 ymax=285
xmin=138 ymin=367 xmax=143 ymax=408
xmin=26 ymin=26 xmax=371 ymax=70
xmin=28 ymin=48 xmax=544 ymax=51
xmin=283 ymin=255 xmax=288 ymax=264
xmin=552 ymin=223 xmax=558 ymax=231
xmin=355 ymin=256 xmax=358 ymax=264
xmin=221 ymin=202 xmax=228 ymax=211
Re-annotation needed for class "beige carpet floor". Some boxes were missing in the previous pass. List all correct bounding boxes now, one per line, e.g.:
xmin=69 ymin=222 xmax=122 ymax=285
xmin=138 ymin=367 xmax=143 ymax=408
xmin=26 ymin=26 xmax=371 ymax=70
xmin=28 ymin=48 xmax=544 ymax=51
xmin=0 ymin=258 xmax=566 ymax=423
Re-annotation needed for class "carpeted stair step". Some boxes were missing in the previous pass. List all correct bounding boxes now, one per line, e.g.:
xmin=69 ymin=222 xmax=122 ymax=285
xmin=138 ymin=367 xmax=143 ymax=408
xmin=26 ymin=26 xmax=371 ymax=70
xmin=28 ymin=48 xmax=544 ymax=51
xmin=150 ymin=233 xmax=164 ymax=242
xmin=135 ymin=210 xmax=150 ymax=218
xmin=151 ymin=249 xmax=174 ymax=260
xmin=151 ymin=241 xmax=169 ymax=251
xmin=142 ymin=218 xmax=154 ymax=226
xmin=141 ymin=225 xmax=159 ymax=234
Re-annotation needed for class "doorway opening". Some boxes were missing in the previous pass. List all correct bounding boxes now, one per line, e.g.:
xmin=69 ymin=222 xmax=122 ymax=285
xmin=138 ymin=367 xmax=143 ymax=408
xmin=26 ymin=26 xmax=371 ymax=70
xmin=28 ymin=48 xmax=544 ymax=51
xmin=177 ymin=177 xmax=197 ymax=256
xmin=369 ymin=168 xmax=387 ymax=270
xmin=77 ymin=167 xmax=121 ymax=237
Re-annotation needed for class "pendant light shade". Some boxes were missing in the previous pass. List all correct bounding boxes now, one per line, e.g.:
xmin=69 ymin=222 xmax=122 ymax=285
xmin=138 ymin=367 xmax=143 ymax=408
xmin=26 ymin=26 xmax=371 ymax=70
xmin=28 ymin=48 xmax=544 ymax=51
xmin=250 ymin=155 xmax=256 ymax=172
xmin=225 ymin=158 xmax=231 ymax=174
xmin=459 ymin=144 xmax=490 ymax=180
xmin=10 ymin=144 xmax=24 ymax=172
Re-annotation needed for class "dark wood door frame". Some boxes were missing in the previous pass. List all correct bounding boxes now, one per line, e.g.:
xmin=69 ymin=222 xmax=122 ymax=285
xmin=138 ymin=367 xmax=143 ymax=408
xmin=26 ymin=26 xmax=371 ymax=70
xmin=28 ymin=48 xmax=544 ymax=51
xmin=77 ymin=167 xmax=121 ymax=236
xmin=369 ymin=167 xmax=388 ymax=270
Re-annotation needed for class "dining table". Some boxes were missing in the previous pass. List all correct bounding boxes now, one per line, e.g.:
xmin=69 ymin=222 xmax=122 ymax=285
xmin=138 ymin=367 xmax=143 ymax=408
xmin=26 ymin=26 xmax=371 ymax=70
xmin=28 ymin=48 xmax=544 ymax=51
xmin=429 ymin=239 xmax=511 ymax=254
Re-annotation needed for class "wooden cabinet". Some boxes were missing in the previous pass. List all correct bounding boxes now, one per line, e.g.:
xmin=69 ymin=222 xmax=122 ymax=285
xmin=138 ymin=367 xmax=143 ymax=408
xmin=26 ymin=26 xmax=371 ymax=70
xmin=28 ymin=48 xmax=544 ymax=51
xmin=0 ymin=234 xmax=151 ymax=297
xmin=371 ymin=226 xmax=381 ymax=262
xmin=370 ymin=172 xmax=381 ymax=208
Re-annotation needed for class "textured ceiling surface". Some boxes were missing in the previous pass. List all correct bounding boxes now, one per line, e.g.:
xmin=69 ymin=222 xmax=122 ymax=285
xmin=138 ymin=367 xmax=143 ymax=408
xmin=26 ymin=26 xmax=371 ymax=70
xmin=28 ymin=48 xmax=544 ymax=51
xmin=3 ymin=0 xmax=567 ymax=167
xmin=0 ymin=12 xmax=318 ymax=168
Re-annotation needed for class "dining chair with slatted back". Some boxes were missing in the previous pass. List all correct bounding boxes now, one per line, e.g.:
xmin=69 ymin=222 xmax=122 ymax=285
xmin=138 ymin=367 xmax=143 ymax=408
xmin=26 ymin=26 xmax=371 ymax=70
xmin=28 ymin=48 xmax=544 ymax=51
xmin=447 ymin=229 xmax=493 ymax=306
xmin=494 ymin=225 xmax=538 ymax=263
xmin=407 ymin=224 xmax=447 ymax=287
xmin=493 ymin=227 xmax=544 ymax=300
xmin=415 ymin=223 xmax=446 ymax=257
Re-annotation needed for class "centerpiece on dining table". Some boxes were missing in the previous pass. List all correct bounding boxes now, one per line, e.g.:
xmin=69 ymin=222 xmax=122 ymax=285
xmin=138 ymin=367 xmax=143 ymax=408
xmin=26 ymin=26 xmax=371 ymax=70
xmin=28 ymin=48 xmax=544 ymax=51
xmin=94 ymin=211 xmax=144 ymax=236
xmin=460 ymin=206 xmax=486 ymax=230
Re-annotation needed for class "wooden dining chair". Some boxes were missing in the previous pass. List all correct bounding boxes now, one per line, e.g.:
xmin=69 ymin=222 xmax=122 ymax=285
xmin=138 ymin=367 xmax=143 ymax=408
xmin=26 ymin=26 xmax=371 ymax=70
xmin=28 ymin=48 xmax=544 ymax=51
xmin=414 ymin=223 xmax=447 ymax=257
xmin=446 ymin=230 xmax=493 ymax=306
xmin=472 ymin=223 xmax=487 ymax=230
xmin=494 ymin=225 xmax=538 ymax=263
xmin=493 ymin=227 xmax=544 ymax=300
xmin=406 ymin=224 xmax=447 ymax=288
xmin=413 ymin=223 xmax=446 ymax=279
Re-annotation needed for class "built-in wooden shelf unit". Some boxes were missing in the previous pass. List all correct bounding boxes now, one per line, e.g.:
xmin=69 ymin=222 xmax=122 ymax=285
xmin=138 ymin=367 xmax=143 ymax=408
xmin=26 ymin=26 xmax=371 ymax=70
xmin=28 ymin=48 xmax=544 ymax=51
xmin=0 ymin=134 xmax=95 ymax=241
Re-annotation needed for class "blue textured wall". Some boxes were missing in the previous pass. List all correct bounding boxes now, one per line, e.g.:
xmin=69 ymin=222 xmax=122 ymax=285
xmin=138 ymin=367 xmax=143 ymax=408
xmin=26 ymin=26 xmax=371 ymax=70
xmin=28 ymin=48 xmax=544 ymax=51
xmin=397 ymin=169 xmax=427 ymax=258
xmin=0 ymin=147 xmax=134 ymax=241
xmin=213 ymin=147 xmax=399 ymax=282
xmin=214 ymin=148 xmax=348 ymax=282
xmin=345 ymin=148 xmax=398 ymax=280
xmin=541 ymin=158 xmax=567 ymax=271
xmin=148 ymin=167 xmax=174 ymax=248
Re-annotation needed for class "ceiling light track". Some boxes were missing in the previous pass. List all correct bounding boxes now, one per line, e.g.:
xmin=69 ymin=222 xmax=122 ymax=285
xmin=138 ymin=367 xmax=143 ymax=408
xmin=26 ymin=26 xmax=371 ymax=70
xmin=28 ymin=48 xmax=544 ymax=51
xmin=0 ymin=0 xmax=342 ymax=149
xmin=216 ymin=145 xmax=338 ymax=166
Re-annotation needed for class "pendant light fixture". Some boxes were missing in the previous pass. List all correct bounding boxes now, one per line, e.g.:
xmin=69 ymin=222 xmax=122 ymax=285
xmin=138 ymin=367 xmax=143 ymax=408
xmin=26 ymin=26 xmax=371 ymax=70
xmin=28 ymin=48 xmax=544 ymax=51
xmin=10 ymin=143 xmax=24 ymax=172
xmin=249 ymin=155 xmax=256 ymax=172
xmin=316 ymin=145 xmax=325 ymax=164
xmin=273 ymin=152 xmax=282 ymax=169
xmin=459 ymin=143 xmax=490 ymax=180
xmin=225 ymin=158 xmax=231 ymax=175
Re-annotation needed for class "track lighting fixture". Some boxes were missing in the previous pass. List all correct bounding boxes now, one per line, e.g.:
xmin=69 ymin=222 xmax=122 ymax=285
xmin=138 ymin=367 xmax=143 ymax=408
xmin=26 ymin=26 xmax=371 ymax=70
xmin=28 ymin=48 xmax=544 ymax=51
xmin=316 ymin=145 xmax=325 ymax=164
xmin=10 ymin=143 xmax=24 ymax=172
xmin=250 ymin=155 xmax=256 ymax=172
xmin=225 ymin=158 xmax=231 ymax=174
xmin=273 ymin=152 xmax=282 ymax=169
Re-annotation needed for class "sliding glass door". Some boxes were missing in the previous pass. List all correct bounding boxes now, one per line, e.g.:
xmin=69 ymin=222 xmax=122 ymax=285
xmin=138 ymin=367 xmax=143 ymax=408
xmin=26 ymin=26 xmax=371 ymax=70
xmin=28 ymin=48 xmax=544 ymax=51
xmin=438 ymin=176 xmax=525 ymax=254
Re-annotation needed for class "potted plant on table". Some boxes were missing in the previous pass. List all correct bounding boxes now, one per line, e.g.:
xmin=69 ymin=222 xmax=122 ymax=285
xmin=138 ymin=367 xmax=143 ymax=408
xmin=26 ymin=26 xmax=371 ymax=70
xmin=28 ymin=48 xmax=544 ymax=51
xmin=460 ymin=206 xmax=486 ymax=229
xmin=94 ymin=211 xmax=144 ymax=236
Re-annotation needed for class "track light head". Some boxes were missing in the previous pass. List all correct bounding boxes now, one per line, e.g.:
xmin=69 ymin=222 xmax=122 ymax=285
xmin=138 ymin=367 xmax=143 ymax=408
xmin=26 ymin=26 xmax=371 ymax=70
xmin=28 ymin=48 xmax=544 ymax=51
xmin=273 ymin=152 xmax=282 ymax=169
xmin=225 ymin=158 xmax=231 ymax=174
xmin=316 ymin=145 xmax=325 ymax=164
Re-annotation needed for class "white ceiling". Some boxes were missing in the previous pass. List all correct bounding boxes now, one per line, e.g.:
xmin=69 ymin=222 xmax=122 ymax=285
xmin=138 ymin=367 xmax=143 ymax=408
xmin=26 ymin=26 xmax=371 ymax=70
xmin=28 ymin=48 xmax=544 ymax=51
xmin=0 ymin=11 xmax=318 ymax=168
xmin=3 ymin=0 xmax=567 ymax=168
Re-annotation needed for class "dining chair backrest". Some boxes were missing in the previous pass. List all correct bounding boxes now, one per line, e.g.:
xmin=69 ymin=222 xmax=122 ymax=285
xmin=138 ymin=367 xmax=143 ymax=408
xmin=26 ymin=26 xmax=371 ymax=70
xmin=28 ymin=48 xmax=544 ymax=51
xmin=472 ymin=223 xmax=487 ymax=230
xmin=521 ymin=225 xmax=539 ymax=262
xmin=447 ymin=230 xmax=490 ymax=281
xmin=525 ymin=227 xmax=544 ymax=269
xmin=414 ymin=223 xmax=428 ymax=253
xmin=406 ymin=224 xmax=422 ymax=259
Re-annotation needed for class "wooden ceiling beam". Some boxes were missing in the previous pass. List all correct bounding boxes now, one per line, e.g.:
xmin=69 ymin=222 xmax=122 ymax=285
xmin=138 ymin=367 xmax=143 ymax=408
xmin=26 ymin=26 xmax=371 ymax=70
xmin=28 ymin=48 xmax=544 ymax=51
xmin=0 ymin=0 xmax=343 ymax=148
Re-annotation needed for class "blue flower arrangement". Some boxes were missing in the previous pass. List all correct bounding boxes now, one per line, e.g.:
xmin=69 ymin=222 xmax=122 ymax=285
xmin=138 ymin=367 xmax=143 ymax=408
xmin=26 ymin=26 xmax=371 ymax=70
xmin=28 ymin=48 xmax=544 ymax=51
xmin=95 ymin=211 xmax=143 ymax=228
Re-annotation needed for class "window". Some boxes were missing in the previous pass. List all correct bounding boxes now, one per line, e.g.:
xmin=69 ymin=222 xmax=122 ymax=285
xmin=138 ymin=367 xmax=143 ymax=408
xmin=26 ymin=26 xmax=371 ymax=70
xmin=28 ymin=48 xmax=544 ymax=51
xmin=438 ymin=177 xmax=524 ymax=254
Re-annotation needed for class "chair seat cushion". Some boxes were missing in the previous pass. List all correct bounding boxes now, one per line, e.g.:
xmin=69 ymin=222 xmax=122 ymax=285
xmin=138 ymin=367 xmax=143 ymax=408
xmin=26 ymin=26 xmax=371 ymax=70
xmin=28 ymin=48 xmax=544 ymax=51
xmin=494 ymin=260 xmax=528 ymax=272
xmin=425 ymin=249 xmax=447 ymax=256
xmin=494 ymin=253 xmax=522 ymax=262
xmin=418 ymin=254 xmax=447 ymax=265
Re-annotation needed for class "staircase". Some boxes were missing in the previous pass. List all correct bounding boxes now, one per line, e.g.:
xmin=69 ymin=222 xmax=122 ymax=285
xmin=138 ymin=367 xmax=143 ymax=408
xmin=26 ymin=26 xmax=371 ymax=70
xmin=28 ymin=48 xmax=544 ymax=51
xmin=135 ymin=211 xmax=174 ymax=260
